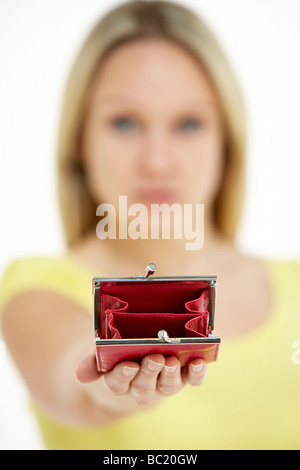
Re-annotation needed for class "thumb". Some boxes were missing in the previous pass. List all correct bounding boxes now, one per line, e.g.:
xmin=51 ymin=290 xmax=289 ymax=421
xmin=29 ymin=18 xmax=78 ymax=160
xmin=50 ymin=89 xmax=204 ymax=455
xmin=75 ymin=352 xmax=102 ymax=383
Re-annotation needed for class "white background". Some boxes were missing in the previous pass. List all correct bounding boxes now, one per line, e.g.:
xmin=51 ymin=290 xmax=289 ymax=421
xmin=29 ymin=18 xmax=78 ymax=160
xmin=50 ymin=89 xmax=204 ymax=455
xmin=0 ymin=0 xmax=299 ymax=450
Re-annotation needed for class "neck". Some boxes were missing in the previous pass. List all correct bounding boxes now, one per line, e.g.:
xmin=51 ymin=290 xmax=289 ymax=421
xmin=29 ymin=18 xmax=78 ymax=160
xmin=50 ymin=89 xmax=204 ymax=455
xmin=78 ymin=212 xmax=233 ymax=277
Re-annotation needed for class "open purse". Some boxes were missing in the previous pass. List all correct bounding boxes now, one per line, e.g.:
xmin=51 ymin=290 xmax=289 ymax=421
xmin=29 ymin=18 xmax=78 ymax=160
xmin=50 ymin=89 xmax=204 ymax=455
xmin=93 ymin=263 xmax=221 ymax=372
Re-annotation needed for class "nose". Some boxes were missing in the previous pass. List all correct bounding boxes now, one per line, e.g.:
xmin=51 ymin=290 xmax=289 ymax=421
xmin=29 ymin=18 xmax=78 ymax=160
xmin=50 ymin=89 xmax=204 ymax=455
xmin=139 ymin=127 xmax=174 ymax=178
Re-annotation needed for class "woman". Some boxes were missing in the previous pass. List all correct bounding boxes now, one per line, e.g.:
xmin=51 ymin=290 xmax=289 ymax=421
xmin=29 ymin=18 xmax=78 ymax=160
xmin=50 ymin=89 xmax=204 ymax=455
xmin=1 ymin=0 xmax=299 ymax=450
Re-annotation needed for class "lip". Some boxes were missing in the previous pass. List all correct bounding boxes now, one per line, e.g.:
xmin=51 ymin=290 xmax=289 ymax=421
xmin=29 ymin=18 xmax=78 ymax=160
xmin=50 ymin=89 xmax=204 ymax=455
xmin=136 ymin=189 xmax=178 ymax=205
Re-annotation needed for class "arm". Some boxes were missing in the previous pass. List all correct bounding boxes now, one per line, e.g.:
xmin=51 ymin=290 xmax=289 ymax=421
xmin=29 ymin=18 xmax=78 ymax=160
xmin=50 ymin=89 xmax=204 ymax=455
xmin=1 ymin=290 xmax=207 ymax=428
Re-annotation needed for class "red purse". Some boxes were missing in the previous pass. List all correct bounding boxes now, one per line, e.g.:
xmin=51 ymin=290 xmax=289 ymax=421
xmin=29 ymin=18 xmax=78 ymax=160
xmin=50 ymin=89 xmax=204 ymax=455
xmin=93 ymin=263 xmax=220 ymax=372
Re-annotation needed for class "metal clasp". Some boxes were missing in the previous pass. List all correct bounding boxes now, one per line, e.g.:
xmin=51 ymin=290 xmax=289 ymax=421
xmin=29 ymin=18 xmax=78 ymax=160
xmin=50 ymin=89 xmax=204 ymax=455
xmin=134 ymin=263 xmax=157 ymax=279
xmin=158 ymin=330 xmax=172 ymax=343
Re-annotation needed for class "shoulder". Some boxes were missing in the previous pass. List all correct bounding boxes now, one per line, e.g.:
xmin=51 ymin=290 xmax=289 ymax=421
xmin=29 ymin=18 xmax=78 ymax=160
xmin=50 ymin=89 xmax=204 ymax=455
xmin=220 ymin=251 xmax=300 ymax=312
xmin=263 ymin=257 xmax=300 ymax=287
xmin=0 ymin=253 xmax=94 ymax=318
xmin=231 ymin=253 xmax=300 ymax=286
xmin=0 ymin=253 xmax=94 ymax=282
xmin=239 ymin=255 xmax=300 ymax=299
xmin=265 ymin=258 xmax=300 ymax=275
xmin=263 ymin=257 xmax=300 ymax=306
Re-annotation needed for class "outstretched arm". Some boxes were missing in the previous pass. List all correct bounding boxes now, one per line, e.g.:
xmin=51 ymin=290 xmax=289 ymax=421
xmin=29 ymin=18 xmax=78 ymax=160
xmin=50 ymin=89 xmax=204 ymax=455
xmin=1 ymin=290 xmax=207 ymax=427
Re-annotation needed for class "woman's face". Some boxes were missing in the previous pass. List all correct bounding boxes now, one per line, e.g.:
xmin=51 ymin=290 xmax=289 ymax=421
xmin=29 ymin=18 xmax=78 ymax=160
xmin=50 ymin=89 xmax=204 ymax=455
xmin=81 ymin=38 xmax=225 ymax=215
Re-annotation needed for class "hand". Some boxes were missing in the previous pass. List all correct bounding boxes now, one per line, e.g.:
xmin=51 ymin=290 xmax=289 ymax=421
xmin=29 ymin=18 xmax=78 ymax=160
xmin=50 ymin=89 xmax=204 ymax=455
xmin=76 ymin=353 xmax=207 ymax=411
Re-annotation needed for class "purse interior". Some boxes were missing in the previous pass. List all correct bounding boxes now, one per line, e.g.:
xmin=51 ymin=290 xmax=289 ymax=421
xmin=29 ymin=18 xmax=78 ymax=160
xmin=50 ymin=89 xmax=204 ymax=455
xmin=97 ymin=281 xmax=211 ymax=340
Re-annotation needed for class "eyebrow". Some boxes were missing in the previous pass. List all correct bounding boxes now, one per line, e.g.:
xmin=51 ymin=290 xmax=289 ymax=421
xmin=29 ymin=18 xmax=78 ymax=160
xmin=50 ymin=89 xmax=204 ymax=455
xmin=94 ymin=93 xmax=217 ymax=110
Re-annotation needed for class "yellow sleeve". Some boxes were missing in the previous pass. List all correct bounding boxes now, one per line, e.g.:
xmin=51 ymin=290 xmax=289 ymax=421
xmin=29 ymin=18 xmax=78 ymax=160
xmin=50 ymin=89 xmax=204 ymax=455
xmin=0 ymin=256 xmax=93 ymax=322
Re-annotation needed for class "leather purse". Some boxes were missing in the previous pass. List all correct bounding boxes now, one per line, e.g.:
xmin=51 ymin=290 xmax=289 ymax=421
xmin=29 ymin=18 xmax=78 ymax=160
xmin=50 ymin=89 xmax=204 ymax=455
xmin=93 ymin=263 xmax=221 ymax=372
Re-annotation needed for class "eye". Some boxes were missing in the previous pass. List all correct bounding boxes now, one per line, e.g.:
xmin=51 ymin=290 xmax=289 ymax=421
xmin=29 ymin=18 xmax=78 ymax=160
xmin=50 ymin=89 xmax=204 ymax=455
xmin=178 ymin=119 xmax=203 ymax=132
xmin=112 ymin=117 xmax=137 ymax=131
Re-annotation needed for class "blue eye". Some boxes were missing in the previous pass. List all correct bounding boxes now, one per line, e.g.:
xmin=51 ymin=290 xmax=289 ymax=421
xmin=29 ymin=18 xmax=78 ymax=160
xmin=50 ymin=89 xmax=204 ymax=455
xmin=112 ymin=117 xmax=136 ymax=131
xmin=179 ymin=119 xmax=202 ymax=131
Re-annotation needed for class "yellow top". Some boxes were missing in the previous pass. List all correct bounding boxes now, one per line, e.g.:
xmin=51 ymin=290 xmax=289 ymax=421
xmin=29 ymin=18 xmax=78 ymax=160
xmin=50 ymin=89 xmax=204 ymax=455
xmin=0 ymin=254 xmax=300 ymax=450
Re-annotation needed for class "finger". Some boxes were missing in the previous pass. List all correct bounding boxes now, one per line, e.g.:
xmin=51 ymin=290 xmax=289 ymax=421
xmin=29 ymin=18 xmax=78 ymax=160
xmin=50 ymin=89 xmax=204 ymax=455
xmin=130 ymin=354 xmax=165 ymax=405
xmin=157 ymin=356 xmax=182 ymax=396
xmin=76 ymin=353 xmax=102 ymax=383
xmin=103 ymin=361 xmax=140 ymax=395
xmin=183 ymin=359 xmax=207 ymax=386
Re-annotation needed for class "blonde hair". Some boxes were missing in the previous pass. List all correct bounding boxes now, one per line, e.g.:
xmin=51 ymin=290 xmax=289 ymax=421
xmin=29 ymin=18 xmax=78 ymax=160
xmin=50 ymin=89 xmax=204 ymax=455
xmin=56 ymin=0 xmax=247 ymax=248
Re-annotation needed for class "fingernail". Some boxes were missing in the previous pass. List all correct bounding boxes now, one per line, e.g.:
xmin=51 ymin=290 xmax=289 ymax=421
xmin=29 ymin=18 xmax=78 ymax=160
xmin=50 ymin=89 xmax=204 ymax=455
xmin=164 ymin=365 xmax=177 ymax=373
xmin=147 ymin=360 xmax=163 ymax=371
xmin=191 ymin=363 xmax=203 ymax=373
xmin=122 ymin=366 xmax=138 ymax=377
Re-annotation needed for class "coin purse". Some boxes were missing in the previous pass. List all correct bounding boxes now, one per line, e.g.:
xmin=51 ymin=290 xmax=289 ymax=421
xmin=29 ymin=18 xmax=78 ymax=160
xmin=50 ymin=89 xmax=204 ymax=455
xmin=93 ymin=263 xmax=221 ymax=372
